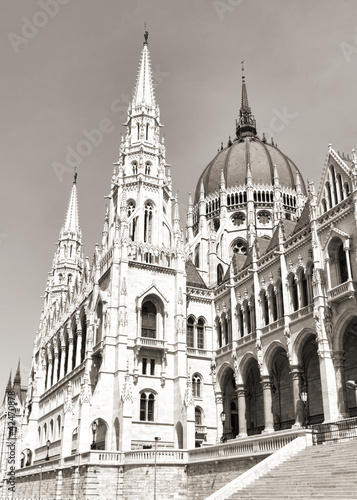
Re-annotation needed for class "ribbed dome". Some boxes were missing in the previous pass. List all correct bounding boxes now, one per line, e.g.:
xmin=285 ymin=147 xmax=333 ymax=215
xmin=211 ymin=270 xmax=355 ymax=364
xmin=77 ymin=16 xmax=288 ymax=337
xmin=194 ymin=137 xmax=306 ymax=204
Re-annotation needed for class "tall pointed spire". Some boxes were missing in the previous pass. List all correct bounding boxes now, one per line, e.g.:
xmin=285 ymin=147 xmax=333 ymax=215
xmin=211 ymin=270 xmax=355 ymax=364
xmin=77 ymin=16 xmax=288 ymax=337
xmin=132 ymin=28 xmax=156 ymax=108
xmin=6 ymin=370 xmax=12 ymax=392
xmin=62 ymin=171 xmax=80 ymax=236
xmin=236 ymin=62 xmax=257 ymax=140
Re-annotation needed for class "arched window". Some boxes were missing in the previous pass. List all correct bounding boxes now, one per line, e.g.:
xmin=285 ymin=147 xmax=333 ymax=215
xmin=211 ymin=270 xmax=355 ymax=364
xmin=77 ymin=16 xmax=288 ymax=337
xmin=72 ymin=320 xmax=77 ymax=370
xmin=299 ymin=270 xmax=308 ymax=308
xmin=326 ymin=182 xmax=333 ymax=208
xmin=277 ymin=281 xmax=284 ymax=318
xmin=270 ymin=287 xmax=277 ymax=322
xmin=344 ymin=182 xmax=350 ymax=197
xmin=140 ymin=392 xmax=155 ymax=421
xmin=127 ymin=201 xmax=137 ymax=241
xmin=194 ymin=245 xmax=200 ymax=268
xmin=145 ymin=162 xmax=151 ymax=175
xmin=217 ymin=264 xmax=223 ymax=285
xmin=197 ymin=319 xmax=204 ymax=349
xmin=246 ymin=302 xmax=252 ymax=334
xmin=145 ymin=123 xmax=149 ymax=141
xmin=80 ymin=312 xmax=87 ymax=363
xmin=144 ymin=203 xmax=153 ymax=243
xmin=187 ymin=317 xmax=194 ymax=347
xmin=238 ymin=306 xmax=244 ymax=337
xmin=328 ymin=237 xmax=349 ymax=287
xmin=132 ymin=161 xmax=138 ymax=175
xmin=289 ymin=275 xmax=299 ymax=311
xmin=57 ymin=415 xmax=61 ymax=439
xmin=192 ymin=374 xmax=202 ymax=398
xmin=337 ymin=174 xmax=344 ymax=201
xmin=195 ymin=407 xmax=203 ymax=425
xmin=262 ymin=292 xmax=269 ymax=325
xmin=50 ymin=419 xmax=54 ymax=440
xmin=96 ymin=302 xmax=103 ymax=345
xmin=321 ymin=198 xmax=327 ymax=213
xmin=137 ymin=123 xmax=140 ymax=141
xmin=217 ymin=320 xmax=223 ymax=348
xmin=142 ymin=301 xmax=156 ymax=338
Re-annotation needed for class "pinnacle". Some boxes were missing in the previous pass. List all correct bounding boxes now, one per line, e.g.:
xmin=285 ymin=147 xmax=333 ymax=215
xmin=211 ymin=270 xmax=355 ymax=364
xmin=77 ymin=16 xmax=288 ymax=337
xmin=132 ymin=41 xmax=156 ymax=108
xmin=63 ymin=179 xmax=80 ymax=236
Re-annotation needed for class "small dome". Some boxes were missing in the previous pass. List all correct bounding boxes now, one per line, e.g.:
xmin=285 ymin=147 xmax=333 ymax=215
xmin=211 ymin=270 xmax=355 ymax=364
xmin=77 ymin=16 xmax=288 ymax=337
xmin=194 ymin=137 xmax=306 ymax=204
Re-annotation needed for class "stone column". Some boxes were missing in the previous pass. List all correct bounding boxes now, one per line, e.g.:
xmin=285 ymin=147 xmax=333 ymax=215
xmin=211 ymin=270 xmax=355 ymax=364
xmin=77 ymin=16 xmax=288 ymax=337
xmin=344 ymin=245 xmax=352 ymax=280
xmin=290 ymin=365 xmax=304 ymax=428
xmin=67 ymin=338 xmax=74 ymax=373
xmin=333 ymin=351 xmax=349 ymax=417
xmin=59 ymin=346 xmax=66 ymax=380
xmin=261 ymin=376 xmax=274 ymax=433
xmin=46 ymin=358 xmax=53 ymax=390
xmin=52 ymin=351 xmax=59 ymax=385
xmin=215 ymin=391 xmax=224 ymax=442
xmin=325 ymin=258 xmax=332 ymax=289
xmin=236 ymin=384 xmax=247 ymax=437
xmin=76 ymin=330 xmax=82 ymax=366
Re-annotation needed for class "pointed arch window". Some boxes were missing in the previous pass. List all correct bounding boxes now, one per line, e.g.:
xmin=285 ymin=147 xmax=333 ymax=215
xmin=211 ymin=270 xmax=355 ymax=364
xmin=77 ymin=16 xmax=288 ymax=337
xmin=197 ymin=319 xmax=204 ymax=349
xmin=145 ymin=123 xmax=149 ymax=141
xmin=140 ymin=392 xmax=155 ymax=421
xmin=141 ymin=301 xmax=156 ymax=338
xmin=145 ymin=162 xmax=151 ymax=175
xmin=192 ymin=374 xmax=202 ymax=398
xmin=127 ymin=201 xmax=137 ymax=241
xmin=144 ymin=202 xmax=153 ymax=243
xmin=132 ymin=161 xmax=138 ymax=175
xmin=195 ymin=407 xmax=203 ymax=425
xmin=137 ymin=123 xmax=140 ymax=141
xmin=187 ymin=317 xmax=194 ymax=347
xmin=217 ymin=264 xmax=223 ymax=285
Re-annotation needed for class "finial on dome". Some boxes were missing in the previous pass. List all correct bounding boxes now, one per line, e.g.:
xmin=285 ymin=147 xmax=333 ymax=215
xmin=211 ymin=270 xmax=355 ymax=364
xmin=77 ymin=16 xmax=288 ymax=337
xmin=236 ymin=62 xmax=257 ymax=141
xmin=74 ymin=167 xmax=77 ymax=184
xmin=220 ymin=141 xmax=224 ymax=151
xmin=228 ymin=135 xmax=232 ymax=147
xmin=144 ymin=22 xmax=149 ymax=45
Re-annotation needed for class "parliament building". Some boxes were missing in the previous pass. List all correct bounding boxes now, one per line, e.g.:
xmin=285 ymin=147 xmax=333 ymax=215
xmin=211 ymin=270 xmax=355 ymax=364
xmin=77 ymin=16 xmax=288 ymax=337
xmin=2 ymin=31 xmax=357 ymax=499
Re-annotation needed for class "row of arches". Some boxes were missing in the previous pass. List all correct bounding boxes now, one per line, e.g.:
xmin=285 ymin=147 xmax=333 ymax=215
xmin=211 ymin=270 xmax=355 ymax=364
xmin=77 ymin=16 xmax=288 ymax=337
xmin=218 ymin=324 xmax=357 ymax=438
xmin=43 ymin=310 xmax=87 ymax=390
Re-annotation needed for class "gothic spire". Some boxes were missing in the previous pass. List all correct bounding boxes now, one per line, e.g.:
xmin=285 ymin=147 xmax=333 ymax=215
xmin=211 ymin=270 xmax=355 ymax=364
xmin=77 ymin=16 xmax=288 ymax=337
xmin=236 ymin=62 xmax=257 ymax=140
xmin=132 ymin=29 xmax=156 ymax=108
xmin=14 ymin=358 xmax=21 ymax=385
xmin=6 ymin=370 xmax=12 ymax=392
xmin=62 ymin=171 xmax=80 ymax=237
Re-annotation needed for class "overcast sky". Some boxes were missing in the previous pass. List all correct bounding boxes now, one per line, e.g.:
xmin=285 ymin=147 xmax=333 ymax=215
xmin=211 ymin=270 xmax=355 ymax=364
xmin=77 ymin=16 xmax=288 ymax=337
xmin=1 ymin=0 xmax=356 ymax=395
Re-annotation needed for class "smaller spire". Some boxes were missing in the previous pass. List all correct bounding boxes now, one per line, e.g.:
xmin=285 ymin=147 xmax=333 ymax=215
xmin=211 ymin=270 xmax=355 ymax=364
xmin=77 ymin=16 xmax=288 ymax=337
xmin=6 ymin=370 xmax=12 ymax=391
xmin=273 ymin=165 xmax=280 ymax=185
xmin=200 ymin=180 xmax=205 ymax=200
xmin=14 ymin=358 xmax=21 ymax=385
xmin=236 ymin=62 xmax=257 ymax=140
xmin=220 ymin=169 xmax=226 ymax=190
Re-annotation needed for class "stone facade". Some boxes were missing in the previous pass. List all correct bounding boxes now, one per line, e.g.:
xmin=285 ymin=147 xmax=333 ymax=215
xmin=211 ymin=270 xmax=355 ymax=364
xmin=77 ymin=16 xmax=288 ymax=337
xmin=3 ymin=30 xmax=357 ymax=499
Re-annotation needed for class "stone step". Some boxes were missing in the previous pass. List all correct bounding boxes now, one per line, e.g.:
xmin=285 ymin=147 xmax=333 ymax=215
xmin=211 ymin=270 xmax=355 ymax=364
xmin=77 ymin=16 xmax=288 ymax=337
xmin=226 ymin=439 xmax=357 ymax=500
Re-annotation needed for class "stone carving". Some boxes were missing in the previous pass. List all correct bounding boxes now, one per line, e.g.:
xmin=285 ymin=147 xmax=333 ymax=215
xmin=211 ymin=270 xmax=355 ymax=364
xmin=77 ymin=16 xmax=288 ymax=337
xmin=256 ymin=338 xmax=263 ymax=372
xmin=231 ymin=349 xmax=239 ymax=385
xmin=284 ymin=324 xmax=292 ymax=362
xmin=79 ymin=372 xmax=91 ymax=405
xmin=210 ymin=355 xmax=217 ymax=385
xmin=324 ymin=305 xmax=334 ymax=350
xmin=183 ymin=368 xmax=194 ymax=407
xmin=64 ymin=381 xmax=74 ymax=414
xmin=120 ymin=363 xmax=133 ymax=405
xmin=314 ymin=306 xmax=322 ymax=342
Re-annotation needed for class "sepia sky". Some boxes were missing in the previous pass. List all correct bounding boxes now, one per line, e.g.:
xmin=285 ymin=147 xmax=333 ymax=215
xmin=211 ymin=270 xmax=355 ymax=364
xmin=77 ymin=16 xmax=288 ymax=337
xmin=1 ymin=0 xmax=357 ymax=394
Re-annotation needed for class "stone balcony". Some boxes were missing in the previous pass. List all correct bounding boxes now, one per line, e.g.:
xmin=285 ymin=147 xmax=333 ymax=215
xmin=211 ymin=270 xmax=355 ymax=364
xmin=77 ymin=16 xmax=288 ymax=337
xmin=327 ymin=279 xmax=357 ymax=303
xmin=135 ymin=336 xmax=167 ymax=350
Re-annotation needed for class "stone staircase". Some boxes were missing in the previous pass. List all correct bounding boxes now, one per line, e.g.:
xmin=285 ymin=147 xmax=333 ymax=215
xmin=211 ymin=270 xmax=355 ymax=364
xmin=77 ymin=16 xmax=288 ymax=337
xmin=227 ymin=438 xmax=357 ymax=499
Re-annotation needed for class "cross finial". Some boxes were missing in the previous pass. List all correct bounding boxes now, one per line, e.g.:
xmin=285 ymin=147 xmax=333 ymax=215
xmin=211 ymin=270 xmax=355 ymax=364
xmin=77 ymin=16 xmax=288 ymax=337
xmin=144 ymin=22 xmax=149 ymax=44
xmin=241 ymin=60 xmax=245 ymax=77
xmin=74 ymin=167 xmax=77 ymax=184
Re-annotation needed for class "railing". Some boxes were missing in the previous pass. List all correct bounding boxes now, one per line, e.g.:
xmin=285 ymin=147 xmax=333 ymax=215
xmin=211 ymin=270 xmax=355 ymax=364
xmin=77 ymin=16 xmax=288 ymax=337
xmin=261 ymin=318 xmax=285 ymax=335
xmin=216 ymin=343 xmax=233 ymax=356
xmin=327 ymin=280 xmax=357 ymax=303
xmin=187 ymin=347 xmax=210 ymax=357
xmin=80 ymin=450 xmax=123 ymax=464
xmin=135 ymin=336 xmax=166 ymax=349
xmin=311 ymin=416 xmax=357 ymax=444
xmin=195 ymin=425 xmax=207 ymax=434
xmin=124 ymin=449 xmax=187 ymax=464
xmin=290 ymin=304 xmax=313 ymax=322
xmin=188 ymin=428 xmax=313 ymax=463
xmin=237 ymin=331 xmax=257 ymax=346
